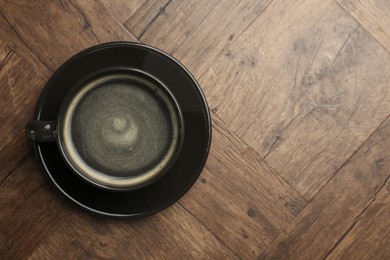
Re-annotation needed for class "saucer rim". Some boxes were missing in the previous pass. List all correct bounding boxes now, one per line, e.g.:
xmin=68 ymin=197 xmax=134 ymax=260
xmin=33 ymin=42 xmax=212 ymax=218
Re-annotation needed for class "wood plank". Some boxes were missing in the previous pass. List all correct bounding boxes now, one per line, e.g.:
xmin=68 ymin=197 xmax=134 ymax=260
xmin=98 ymin=0 xmax=146 ymax=24
xmin=178 ymin=115 xmax=306 ymax=258
xmin=0 ymin=40 xmax=12 ymax=63
xmin=1 ymin=134 xmax=235 ymax=258
xmin=28 ymin=203 xmax=236 ymax=259
xmin=0 ymin=46 xmax=45 ymax=181
xmin=336 ymin=0 xmax=390 ymax=53
xmin=0 ymin=157 xmax=71 ymax=259
xmin=124 ymin=0 xmax=171 ymax=38
xmin=259 ymin=115 xmax=390 ymax=259
xmin=0 ymin=0 xmax=137 ymax=73
xmin=328 ymin=176 xmax=390 ymax=259
xmin=125 ymin=0 xmax=221 ymax=48
xmin=204 ymin=0 xmax=390 ymax=199
xmin=0 ymin=12 xmax=52 ymax=79
xmin=26 ymin=114 xmax=305 ymax=259
xmin=125 ymin=0 xmax=273 ymax=77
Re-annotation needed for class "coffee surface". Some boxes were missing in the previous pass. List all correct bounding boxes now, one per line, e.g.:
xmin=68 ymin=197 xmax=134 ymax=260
xmin=61 ymin=72 xmax=180 ymax=189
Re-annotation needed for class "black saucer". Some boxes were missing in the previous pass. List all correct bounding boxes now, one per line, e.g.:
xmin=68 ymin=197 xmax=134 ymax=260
xmin=33 ymin=42 xmax=211 ymax=218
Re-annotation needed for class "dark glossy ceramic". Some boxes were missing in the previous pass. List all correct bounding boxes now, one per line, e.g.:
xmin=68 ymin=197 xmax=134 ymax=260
xmin=31 ymin=42 xmax=211 ymax=218
xmin=29 ymin=67 xmax=185 ymax=192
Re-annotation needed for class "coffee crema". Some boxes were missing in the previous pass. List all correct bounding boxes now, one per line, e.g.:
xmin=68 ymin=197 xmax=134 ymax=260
xmin=59 ymin=71 xmax=181 ymax=189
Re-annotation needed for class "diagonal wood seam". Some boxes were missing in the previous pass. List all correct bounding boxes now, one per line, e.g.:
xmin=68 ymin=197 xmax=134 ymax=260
xmin=122 ymin=0 xmax=275 ymax=85
xmin=0 ymin=49 xmax=13 ymax=68
xmin=127 ymin=0 xmax=224 ymax=46
xmin=334 ymin=0 xmax=390 ymax=54
xmin=176 ymin=112 xmax=308 ymax=256
xmin=209 ymin=111 xmax=306 ymax=199
xmin=260 ymin=112 xmax=390 ymax=257
xmin=94 ymin=2 xmax=138 ymax=41
xmin=176 ymin=203 xmax=240 ymax=259
xmin=323 ymin=173 xmax=390 ymax=259
xmin=182 ymin=0 xmax=275 ymax=84
xmin=6 ymin=117 xmax=297 ymax=258
xmin=117 ymin=0 xmax=390 ymax=256
xmin=197 ymin=1 xmax=390 ymax=204
xmin=0 ymin=11 xmax=53 ymax=79
xmin=169 ymin=0 xmax=273 ymax=87
xmin=0 ymin=0 xmax=292 ymax=197
xmin=0 ymin=0 xmax=363 ymax=207
xmin=0 ymin=1 xmax=282 ymax=258
xmin=3 ymin=0 xmax=387 ymax=200
xmin=0 ymin=0 xmax=348 ymax=257
xmin=67 ymin=0 xmax=138 ymax=43
xmin=67 ymin=0 xmax=99 ymax=41
xmin=5 ymin=117 xmax=302 ymax=257
xmin=119 ymin=1 xmax=290 ymax=202
xmin=122 ymin=0 xmax=151 ymax=34
xmin=0 ymin=1 xmax=138 ymax=81
xmin=0 ymin=0 xmax=139 ymax=190
xmin=0 ymin=150 xmax=33 ymax=190
xmin=137 ymin=0 xmax=173 ymax=40
xmin=0 ymin=0 xmax=300 ymax=220
xmin=0 ymin=0 xmax=140 ymax=191
xmin=307 ymin=111 xmax=390 ymax=208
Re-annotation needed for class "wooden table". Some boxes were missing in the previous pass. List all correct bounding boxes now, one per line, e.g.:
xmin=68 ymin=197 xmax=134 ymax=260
xmin=1 ymin=0 xmax=390 ymax=259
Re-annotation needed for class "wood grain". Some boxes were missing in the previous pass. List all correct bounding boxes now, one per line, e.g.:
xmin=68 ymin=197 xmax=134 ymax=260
xmin=125 ymin=0 xmax=221 ymax=50
xmin=0 ymin=43 xmax=45 ymax=181
xmin=0 ymin=0 xmax=390 ymax=258
xmin=205 ymin=0 xmax=390 ymax=199
xmin=125 ymin=0 xmax=273 ymax=77
xmin=336 ymin=0 xmax=390 ymax=52
xmin=124 ymin=0 xmax=171 ymax=38
xmin=28 ymin=202 xmax=236 ymax=259
xmin=98 ymin=0 xmax=146 ymax=24
xmin=259 ymin=115 xmax=390 ymax=259
xmin=0 ymin=12 xmax=52 ymax=79
xmin=179 ymin=115 xmax=306 ymax=258
xmin=328 ymin=177 xmax=390 ymax=259
xmin=0 ymin=157 xmax=71 ymax=260
xmin=0 ymin=0 xmax=136 ymax=72
xmin=0 ymin=40 xmax=11 ymax=63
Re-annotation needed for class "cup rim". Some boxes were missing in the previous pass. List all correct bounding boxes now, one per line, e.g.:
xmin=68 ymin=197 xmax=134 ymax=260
xmin=32 ymin=41 xmax=211 ymax=218
xmin=56 ymin=66 xmax=185 ymax=192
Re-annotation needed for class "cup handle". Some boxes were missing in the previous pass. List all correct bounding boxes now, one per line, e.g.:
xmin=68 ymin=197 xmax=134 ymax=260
xmin=26 ymin=121 xmax=57 ymax=142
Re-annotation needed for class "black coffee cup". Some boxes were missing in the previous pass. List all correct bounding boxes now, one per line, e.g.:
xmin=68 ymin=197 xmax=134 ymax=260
xmin=27 ymin=67 xmax=184 ymax=191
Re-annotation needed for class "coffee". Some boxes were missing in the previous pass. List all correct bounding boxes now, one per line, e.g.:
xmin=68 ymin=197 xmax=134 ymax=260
xmin=59 ymin=71 xmax=181 ymax=189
